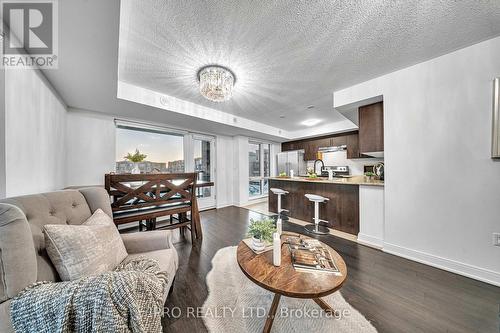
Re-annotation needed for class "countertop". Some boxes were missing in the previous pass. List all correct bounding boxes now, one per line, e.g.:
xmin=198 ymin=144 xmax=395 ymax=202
xmin=269 ymin=175 xmax=384 ymax=187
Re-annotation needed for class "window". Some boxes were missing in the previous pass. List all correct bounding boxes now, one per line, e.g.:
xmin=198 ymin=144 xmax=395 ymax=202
xmin=193 ymin=137 xmax=212 ymax=198
xmin=115 ymin=125 xmax=184 ymax=174
xmin=115 ymin=122 xmax=216 ymax=210
xmin=249 ymin=142 xmax=270 ymax=197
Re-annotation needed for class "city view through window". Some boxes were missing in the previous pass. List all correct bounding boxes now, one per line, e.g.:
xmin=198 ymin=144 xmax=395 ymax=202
xmin=115 ymin=126 xmax=213 ymax=199
xmin=116 ymin=127 xmax=185 ymax=174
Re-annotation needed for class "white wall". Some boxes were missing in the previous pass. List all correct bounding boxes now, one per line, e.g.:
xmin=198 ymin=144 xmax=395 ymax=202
xmin=358 ymin=185 xmax=384 ymax=248
xmin=334 ymin=36 xmax=500 ymax=286
xmin=215 ymin=135 xmax=235 ymax=208
xmin=66 ymin=109 xmax=116 ymax=186
xmin=4 ymin=68 xmax=67 ymax=197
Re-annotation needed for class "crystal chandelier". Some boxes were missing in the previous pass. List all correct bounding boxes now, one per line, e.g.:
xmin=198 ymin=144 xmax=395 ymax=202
xmin=197 ymin=65 xmax=235 ymax=102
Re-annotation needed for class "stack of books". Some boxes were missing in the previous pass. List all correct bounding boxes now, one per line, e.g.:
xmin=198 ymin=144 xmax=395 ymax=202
xmin=286 ymin=236 xmax=341 ymax=275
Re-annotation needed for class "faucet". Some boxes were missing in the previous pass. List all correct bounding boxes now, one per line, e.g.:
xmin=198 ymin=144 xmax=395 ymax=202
xmin=313 ymin=159 xmax=324 ymax=175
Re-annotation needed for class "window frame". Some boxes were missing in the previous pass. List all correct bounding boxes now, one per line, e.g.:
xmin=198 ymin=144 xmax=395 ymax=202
xmin=248 ymin=140 xmax=271 ymax=199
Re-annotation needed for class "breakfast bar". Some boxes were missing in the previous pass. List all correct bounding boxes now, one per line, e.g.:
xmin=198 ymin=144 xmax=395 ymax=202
xmin=268 ymin=176 xmax=383 ymax=236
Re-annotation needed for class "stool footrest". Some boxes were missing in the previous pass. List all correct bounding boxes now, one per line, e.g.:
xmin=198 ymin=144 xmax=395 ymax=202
xmin=304 ymin=223 xmax=330 ymax=235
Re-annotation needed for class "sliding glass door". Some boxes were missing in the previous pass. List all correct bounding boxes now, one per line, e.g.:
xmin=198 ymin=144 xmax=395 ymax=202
xmin=249 ymin=141 xmax=270 ymax=198
xmin=192 ymin=135 xmax=215 ymax=209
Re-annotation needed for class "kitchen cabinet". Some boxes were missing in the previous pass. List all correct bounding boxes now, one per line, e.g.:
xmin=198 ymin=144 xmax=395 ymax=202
xmin=303 ymin=142 xmax=316 ymax=161
xmin=304 ymin=137 xmax=330 ymax=160
xmin=281 ymin=132 xmax=359 ymax=161
xmin=282 ymin=142 xmax=294 ymax=151
xmin=359 ymin=102 xmax=384 ymax=155
xmin=281 ymin=101 xmax=384 ymax=160
xmin=346 ymin=132 xmax=360 ymax=159
xmin=330 ymin=135 xmax=347 ymax=147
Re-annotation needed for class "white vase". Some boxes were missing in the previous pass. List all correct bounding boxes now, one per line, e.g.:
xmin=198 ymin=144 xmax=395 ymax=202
xmin=252 ymin=237 xmax=265 ymax=251
xmin=131 ymin=163 xmax=141 ymax=174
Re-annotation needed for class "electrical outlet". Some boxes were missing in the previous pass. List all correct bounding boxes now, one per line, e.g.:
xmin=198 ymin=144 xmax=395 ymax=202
xmin=493 ymin=233 xmax=500 ymax=246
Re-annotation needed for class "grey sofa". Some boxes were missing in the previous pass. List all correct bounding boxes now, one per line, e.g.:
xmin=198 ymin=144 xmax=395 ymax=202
xmin=0 ymin=187 xmax=179 ymax=333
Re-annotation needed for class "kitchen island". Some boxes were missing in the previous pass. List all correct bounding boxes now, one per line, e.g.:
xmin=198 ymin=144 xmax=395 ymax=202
xmin=268 ymin=176 xmax=383 ymax=237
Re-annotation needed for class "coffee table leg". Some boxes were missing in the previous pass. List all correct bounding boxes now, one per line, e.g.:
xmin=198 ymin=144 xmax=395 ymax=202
xmin=263 ymin=293 xmax=281 ymax=333
xmin=313 ymin=298 xmax=334 ymax=314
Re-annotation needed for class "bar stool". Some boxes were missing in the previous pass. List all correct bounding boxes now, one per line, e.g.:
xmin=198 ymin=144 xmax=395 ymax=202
xmin=304 ymin=194 xmax=330 ymax=235
xmin=270 ymin=188 xmax=289 ymax=221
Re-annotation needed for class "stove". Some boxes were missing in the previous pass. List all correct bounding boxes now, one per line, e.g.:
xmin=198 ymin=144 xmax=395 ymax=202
xmin=321 ymin=166 xmax=350 ymax=178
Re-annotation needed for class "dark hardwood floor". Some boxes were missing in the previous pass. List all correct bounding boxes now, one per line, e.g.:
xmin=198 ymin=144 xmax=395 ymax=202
xmin=162 ymin=206 xmax=500 ymax=333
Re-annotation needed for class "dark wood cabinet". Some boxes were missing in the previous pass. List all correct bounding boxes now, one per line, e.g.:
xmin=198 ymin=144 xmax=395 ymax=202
xmin=359 ymin=102 xmax=384 ymax=154
xmin=282 ymin=132 xmax=359 ymax=161
xmin=303 ymin=142 xmax=316 ymax=161
xmin=346 ymin=133 xmax=360 ymax=159
xmin=282 ymin=142 xmax=292 ymax=151
xmin=330 ymin=135 xmax=347 ymax=147
xmin=304 ymin=137 xmax=330 ymax=160
xmin=282 ymin=141 xmax=299 ymax=151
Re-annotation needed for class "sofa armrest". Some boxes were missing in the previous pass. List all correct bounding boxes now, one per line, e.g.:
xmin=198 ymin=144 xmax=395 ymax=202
xmin=120 ymin=230 xmax=174 ymax=254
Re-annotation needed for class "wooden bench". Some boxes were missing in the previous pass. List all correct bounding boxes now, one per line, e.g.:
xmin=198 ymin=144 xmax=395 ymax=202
xmin=105 ymin=173 xmax=202 ymax=242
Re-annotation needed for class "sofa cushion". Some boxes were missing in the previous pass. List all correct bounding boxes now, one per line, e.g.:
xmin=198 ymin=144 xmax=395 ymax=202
xmin=0 ymin=299 xmax=13 ymax=333
xmin=126 ymin=248 xmax=179 ymax=301
xmin=78 ymin=187 xmax=113 ymax=219
xmin=44 ymin=209 xmax=128 ymax=281
xmin=0 ymin=204 xmax=37 ymax=303
xmin=120 ymin=230 xmax=174 ymax=254
xmin=0 ymin=190 xmax=94 ymax=282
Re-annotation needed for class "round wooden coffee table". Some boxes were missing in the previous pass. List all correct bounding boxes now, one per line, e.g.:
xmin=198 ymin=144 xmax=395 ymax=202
xmin=237 ymin=232 xmax=347 ymax=333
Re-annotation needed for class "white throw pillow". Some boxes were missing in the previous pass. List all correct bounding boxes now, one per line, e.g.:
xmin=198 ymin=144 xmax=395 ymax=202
xmin=44 ymin=209 xmax=128 ymax=281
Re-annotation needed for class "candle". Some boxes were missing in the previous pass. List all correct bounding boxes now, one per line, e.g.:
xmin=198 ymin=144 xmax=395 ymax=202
xmin=273 ymin=232 xmax=281 ymax=267
xmin=276 ymin=218 xmax=282 ymax=235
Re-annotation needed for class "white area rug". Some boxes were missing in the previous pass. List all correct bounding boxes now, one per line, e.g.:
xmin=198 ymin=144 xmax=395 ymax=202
xmin=202 ymin=246 xmax=377 ymax=333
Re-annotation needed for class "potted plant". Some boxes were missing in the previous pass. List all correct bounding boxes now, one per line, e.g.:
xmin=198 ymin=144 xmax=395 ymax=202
xmin=364 ymin=171 xmax=375 ymax=181
xmin=247 ymin=218 xmax=276 ymax=251
xmin=305 ymin=167 xmax=318 ymax=179
xmin=124 ymin=149 xmax=147 ymax=174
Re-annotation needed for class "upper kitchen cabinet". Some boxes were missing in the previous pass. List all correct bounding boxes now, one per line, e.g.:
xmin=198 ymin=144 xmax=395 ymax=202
xmin=330 ymin=135 xmax=347 ymax=147
xmin=346 ymin=132 xmax=360 ymax=159
xmin=358 ymin=102 xmax=384 ymax=157
xmin=281 ymin=141 xmax=296 ymax=151
xmin=281 ymin=132 xmax=359 ymax=161
xmin=304 ymin=137 xmax=330 ymax=160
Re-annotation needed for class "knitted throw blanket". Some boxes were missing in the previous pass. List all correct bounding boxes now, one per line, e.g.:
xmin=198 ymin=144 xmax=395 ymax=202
xmin=10 ymin=257 xmax=168 ymax=333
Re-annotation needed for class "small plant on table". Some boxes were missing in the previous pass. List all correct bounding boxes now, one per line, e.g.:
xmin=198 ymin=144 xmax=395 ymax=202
xmin=247 ymin=218 xmax=276 ymax=251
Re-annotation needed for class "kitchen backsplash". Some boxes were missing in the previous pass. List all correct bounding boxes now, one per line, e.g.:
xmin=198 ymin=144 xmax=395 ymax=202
xmin=306 ymin=151 xmax=383 ymax=175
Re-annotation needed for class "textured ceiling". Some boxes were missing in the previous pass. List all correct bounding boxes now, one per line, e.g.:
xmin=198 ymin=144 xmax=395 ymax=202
xmin=118 ymin=0 xmax=500 ymax=131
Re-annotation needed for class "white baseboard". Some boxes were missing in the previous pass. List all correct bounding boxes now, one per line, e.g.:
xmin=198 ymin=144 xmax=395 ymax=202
xmin=383 ymin=242 xmax=500 ymax=287
xmin=216 ymin=203 xmax=233 ymax=209
xmin=357 ymin=233 xmax=383 ymax=249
